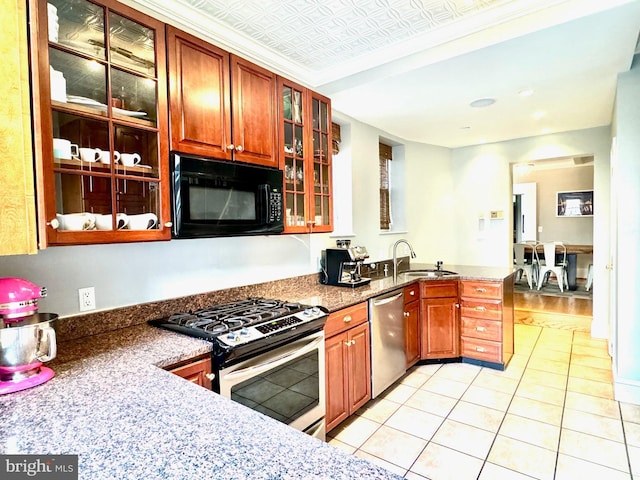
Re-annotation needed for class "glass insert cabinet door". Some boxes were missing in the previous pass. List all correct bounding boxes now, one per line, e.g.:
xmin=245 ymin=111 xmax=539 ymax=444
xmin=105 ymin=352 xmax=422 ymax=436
xmin=278 ymin=78 xmax=332 ymax=233
xmin=32 ymin=0 xmax=169 ymax=245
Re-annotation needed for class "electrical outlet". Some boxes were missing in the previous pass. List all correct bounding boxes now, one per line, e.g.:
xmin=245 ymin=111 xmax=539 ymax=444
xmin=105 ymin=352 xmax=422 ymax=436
xmin=78 ymin=287 xmax=96 ymax=312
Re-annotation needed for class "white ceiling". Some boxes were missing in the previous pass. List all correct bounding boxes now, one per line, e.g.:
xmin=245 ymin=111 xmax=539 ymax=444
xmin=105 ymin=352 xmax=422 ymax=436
xmin=129 ymin=0 xmax=640 ymax=148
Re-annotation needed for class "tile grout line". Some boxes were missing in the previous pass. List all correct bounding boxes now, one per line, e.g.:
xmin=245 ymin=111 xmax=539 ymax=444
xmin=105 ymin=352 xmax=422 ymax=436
xmin=474 ymin=325 xmax=543 ymax=480
xmin=619 ymin=401 xmax=635 ymax=480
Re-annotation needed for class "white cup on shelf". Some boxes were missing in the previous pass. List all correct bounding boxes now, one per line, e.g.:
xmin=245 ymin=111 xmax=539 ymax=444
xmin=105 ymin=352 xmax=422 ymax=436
xmin=120 ymin=153 xmax=141 ymax=167
xmin=53 ymin=138 xmax=78 ymax=160
xmin=98 ymin=150 xmax=120 ymax=164
xmin=127 ymin=213 xmax=158 ymax=230
xmin=56 ymin=212 xmax=96 ymax=231
xmin=78 ymin=147 xmax=102 ymax=163
xmin=95 ymin=213 xmax=129 ymax=230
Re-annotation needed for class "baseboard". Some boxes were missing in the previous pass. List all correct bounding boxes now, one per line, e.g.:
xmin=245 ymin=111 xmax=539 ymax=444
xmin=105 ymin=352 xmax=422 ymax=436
xmin=614 ymin=375 xmax=640 ymax=406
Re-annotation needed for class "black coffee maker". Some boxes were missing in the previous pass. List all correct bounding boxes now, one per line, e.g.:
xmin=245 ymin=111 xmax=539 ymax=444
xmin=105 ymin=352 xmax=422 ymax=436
xmin=321 ymin=244 xmax=371 ymax=288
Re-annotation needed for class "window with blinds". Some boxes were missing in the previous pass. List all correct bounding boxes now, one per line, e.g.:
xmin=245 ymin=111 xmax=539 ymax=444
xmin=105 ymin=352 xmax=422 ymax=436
xmin=379 ymin=142 xmax=392 ymax=230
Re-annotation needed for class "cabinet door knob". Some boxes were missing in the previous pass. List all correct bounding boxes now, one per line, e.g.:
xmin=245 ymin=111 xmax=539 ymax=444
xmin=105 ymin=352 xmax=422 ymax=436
xmin=343 ymin=315 xmax=352 ymax=323
xmin=404 ymin=312 xmax=410 ymax=317
xmin=235 ymin=145 xmax=244 ymax=152
xmin=164 ymin=221 xmax=173 ymax=228
xmin=227 ymin=144 xmax=235 ymax=151
xmin=410 ymin=290 xmax=415 ymax=296
xmin=47 ymin=218 xmax=60 ymax=230
xmin=205 ymin=373 xmax=216 ymax=380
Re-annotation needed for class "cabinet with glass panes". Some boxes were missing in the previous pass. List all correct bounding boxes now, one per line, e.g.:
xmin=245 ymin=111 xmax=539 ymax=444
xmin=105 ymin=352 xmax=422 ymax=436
xmin=30 ymin=0 xmax=169 ymax=245
xmin=278 ymin=77 xmax=332 ymax=233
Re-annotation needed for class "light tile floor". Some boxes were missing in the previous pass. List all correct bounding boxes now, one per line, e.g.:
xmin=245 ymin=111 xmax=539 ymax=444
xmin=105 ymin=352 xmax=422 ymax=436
xmin=327 ymin=324 xmax=640 ymax=479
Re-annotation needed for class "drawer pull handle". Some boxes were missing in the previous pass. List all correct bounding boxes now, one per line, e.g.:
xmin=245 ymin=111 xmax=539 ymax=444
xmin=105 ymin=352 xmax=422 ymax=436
xmin=476 ymin=288 xmax=487 ymax=293
xmin=344 ymin=340 xmax=355 ymax=347
xmin=476 ymin=326 xmax=486 ymax=332
xmin=205 ymin=373 xmax=216 ymax=381
xmin=343 ymin=315 xmax=352 ymax=323
xmin=475 ymin=347 xmax=486 ymax=353
xmin=475 ymin=306 xmax=487 ymax=312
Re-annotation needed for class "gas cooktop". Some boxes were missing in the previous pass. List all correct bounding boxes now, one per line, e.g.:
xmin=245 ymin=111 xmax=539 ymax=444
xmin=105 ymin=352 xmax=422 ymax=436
xmin=149 ymin=298 xmax=327 ymax=349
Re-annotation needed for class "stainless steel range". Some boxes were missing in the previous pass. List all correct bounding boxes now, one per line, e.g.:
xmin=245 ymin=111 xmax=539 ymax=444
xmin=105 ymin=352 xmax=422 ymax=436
xmin=149 ymin=298 xmax=328 ymax=439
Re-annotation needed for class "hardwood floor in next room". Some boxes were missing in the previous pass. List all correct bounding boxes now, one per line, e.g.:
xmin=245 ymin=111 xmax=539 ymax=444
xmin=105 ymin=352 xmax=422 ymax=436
xmin=514 ymin=279 xmax=593 ymax=332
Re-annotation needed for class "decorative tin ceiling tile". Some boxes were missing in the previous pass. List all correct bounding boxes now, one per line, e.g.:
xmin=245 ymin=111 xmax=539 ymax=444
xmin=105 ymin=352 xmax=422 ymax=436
xmin=174 ymin=0 xmax=507 ymax=68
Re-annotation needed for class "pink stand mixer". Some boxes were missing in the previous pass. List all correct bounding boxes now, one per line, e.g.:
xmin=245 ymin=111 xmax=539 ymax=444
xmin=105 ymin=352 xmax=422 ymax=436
xmin=0 ymin=277 xmax=58 ymax=395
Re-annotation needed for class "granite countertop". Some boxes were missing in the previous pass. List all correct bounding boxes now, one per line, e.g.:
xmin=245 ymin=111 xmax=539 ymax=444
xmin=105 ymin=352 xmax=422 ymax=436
xmin=0 ymin=264 xmax=514 ymax=479
xmin=0 ymin=324 xmax=402 ymax=479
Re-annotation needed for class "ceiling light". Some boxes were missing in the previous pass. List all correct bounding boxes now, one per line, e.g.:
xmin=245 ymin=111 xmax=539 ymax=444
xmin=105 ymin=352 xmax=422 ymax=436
xmin=518 ymin=89 xmax=534 ymax=97
xmin=533 ymin=111 xmax=545 ymax=119
xmin=469 ymin=98 xmax=496 ymax=108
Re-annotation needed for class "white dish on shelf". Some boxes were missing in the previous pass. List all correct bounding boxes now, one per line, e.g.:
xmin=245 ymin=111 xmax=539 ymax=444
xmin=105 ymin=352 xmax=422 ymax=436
xmin=113 ymin=107 xmax=148 ymax=118
xmin=138 ymin=164 xmax=152 ymax=169
xmin=66 ymin=95 xmax=107 ymax=108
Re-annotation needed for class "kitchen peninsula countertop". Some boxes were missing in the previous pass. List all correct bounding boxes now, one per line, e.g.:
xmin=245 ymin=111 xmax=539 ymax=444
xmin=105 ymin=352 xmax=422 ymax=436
xmin=0 ymin=264 xmax=514 ymax=479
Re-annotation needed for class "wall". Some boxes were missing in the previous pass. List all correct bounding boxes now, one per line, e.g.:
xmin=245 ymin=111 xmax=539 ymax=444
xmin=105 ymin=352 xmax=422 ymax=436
xmin=342 ymin=112 xmax=454 ymax=265
xmin=611 ymin=67 xmax=640 ymax=404
xmin=450 ymin=126 xmax=611 ymax=338
xmin=514 ymin=165 xmax=594 ymax=245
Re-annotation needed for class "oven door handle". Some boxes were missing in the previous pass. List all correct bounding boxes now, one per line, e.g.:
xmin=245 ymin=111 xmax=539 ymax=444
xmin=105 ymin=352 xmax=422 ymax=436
xmin=223 ymin=333 xmax=323 ymax=381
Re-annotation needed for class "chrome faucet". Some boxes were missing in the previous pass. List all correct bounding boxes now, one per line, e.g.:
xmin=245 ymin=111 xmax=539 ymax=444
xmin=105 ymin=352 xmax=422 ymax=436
xmin=393 ymin=239 xmax=417 ymax=283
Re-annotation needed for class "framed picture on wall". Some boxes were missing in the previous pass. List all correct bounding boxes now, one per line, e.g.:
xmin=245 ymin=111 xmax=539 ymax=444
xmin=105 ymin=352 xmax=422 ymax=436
xmin=556 ymin=190 xmax=594 ymax=217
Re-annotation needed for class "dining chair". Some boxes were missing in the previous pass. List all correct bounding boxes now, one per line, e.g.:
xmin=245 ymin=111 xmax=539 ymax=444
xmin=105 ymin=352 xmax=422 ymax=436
xmin=513 ymin=243 xmax=536 ymax=289
xmin=586 ymin=263 xmax=594 ymax=291
xmin=536 ymin=242 xmax=569 ymax=292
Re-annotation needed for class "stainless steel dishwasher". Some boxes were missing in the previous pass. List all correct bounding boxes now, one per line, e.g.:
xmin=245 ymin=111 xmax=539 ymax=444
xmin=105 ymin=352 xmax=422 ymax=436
xmin=369 ymin=289 xmax=406 ymax=398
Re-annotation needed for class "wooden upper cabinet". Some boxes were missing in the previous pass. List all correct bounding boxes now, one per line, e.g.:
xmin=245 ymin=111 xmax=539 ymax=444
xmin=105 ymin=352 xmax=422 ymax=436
xmin=166 ymin=27 xmax=277 ymax=168
xmin=30 ymin=0 xmax=170 ymax=246
xmin=231 ymin=56 xmax=277 ymax=167
xmin=167 ymin=26 xmax=231 ymax=159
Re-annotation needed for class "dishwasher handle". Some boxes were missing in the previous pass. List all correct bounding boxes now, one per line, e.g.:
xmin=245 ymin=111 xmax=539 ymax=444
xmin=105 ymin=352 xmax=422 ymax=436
xmin=371 ymin=292 xmax=403 ymax=307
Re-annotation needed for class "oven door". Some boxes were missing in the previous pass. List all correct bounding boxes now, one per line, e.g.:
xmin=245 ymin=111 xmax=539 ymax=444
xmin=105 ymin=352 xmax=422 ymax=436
xmin=218 ymin=330 xmax=325 ymax=440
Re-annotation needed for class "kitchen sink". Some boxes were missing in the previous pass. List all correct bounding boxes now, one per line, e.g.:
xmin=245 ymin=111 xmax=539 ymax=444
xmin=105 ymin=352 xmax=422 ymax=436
xmin=403 ymin=269 xmax=458 ymax=277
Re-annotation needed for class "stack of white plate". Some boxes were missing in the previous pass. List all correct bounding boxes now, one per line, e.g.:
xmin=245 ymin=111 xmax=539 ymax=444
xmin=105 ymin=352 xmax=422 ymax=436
xmin=48 ymin=3 xmax=59 ymax=43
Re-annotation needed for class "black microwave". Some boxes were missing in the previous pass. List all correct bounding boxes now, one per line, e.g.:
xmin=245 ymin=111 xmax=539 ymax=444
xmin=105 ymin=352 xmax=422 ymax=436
xmin=170 ymin=153 xmax=284 ymax=238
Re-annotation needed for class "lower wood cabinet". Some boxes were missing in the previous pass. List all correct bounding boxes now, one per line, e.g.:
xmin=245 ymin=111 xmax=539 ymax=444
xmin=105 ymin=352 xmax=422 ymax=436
xmin=404 ymin=283 xmax=420 ymax=368
xmin=167 ymin=356 xmax=213 ymax=390
xmin=324 ymin=302 xmax=371 ymax=432
xmin=459 ymin=278 xmax=514 ymax=368
xmin=420 ymin=281 xmax=459 ymax=359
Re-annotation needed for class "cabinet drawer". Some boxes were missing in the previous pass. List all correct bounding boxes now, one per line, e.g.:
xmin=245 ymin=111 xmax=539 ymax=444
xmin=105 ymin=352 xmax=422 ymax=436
xmin=460 ymin=299 xmax=502 ymax=321
xmin=325 ymin=302 xmax=368 ymax=337
xmin=461 ymin=281 xmax=502 ymax=300
xmin=404 ymin=283 xmax=419 ymax=304
xmin=460 ymin=318 xmax=502 ymax=342
xmin=421 ymin=281 xmax=458 ymax=299
xmin=461 ymin=337 xmax=502 ymax=363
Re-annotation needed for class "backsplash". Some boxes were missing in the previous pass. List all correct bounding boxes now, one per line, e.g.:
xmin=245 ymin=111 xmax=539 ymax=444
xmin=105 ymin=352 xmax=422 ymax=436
xmin=362 ymin=256 xmax=410 ymax=279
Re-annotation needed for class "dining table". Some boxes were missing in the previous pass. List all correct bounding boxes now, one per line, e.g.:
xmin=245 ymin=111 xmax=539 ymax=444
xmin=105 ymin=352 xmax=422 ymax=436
xmin=523 ymin=243 xmax=593 ymax=291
